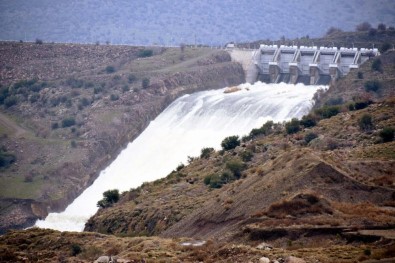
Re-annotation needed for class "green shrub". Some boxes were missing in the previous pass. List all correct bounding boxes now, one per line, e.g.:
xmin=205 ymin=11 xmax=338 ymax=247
xmin=110 ymin=94 xmax=119 ymax=101
xmin=0 ymin=150 xmax=16 ymax=168
xmin=71 ymin=244 xmax=82 ymax=256
xmin=300 ymin=114 xmax=317 ymax=128
xmin=128 ymin=74 xmax=137 ymax=83
xmin=314 ymin=106 xmax=340 ymax=119
xmin=66 ymin=78 xmax=84 ymax=89
xmin=364 ymin=80 xmax=382 ymax=92
xmin=226 ymin=160 xmax=246 ymax=179
xmin=62 ymin=117 xmax=76 ymax=128
xmin=97 ymin=189 xmax=120 ymax=208
xmin=285 ymin=118 xmax=300 ymax=134
xmin=176 ymin=163 xmax=184 ymax=171
xmin=221 ymin=135 xmax=240 ymax=151
xmin=142 ymin=78 xmax=150 ymax=89
xmin=325 ymin=97 xmax=343 ymax=106
xmin=29 ymin=93 xmax=40 ymax=103
xmin=200 ymin=147 xmax=214 ymax=159
xmin=70 ymin=140 xmax=77 ymax=148
xmin=4 ymin=96 xmax=18 ymax=108
xmin=204 ymin=172 xmax=239 ymax=189
xmin=94 ymin=86 xmax=103 ymax=94
xmin=35 ymin=38 xmax=43 ymax=44
xmin=105 ymin=66 xmax=116 ymax=73
xmin=304 ymin=132 xmax=318 ymax=144
xmin=357 ymin=71 xmax=364 ymax=79
xmin=379 ymin=127 xmax=394 ymax=142
xmin=354 ymin=100 xmax=372 ymax=110
xmin=51 ymin=122 xmax=59 ymax=129
xmin=50 ymin=97 xmax=61 ymax=107
xmin=138 ymin=49 xmax=153 ymax=58
xmin=380 ymin=42 xmax=391 ymax=53
xmin=371 ymin=59 xmax=382 ymax=73
xmin=80 ymin=97 xmax=90 ymax=106
xmin=122 ymin=85 xmax=130 ymax=92
xmin=249 ymin=120 xmax=273 ymax=138
xmin=240 ymin=150 xmax=253 ymax=162
xmin=358 ymin=114 xmax=373 ymax=131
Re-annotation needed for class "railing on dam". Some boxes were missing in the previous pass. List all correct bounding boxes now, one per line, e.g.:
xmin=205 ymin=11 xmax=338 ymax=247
xmin=254 ymin=44 xmax=379 ymax=85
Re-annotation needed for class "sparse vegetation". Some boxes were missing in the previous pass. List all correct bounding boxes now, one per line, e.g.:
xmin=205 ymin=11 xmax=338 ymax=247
xmin=357 ymin=71 xmax=364 ymax=79
xmin=358 ymin=114 xmax=373 ymax=131
xmin=62 ymin=117 xmax=76 ymax=128
xmin=314 ymin=105 xmax=340 ymax=119
xmin=71 ymin=244 xmax=82 ymax=256
xmin=379 ymin=127 xmax=394 ymax=142
xmin=128 ymin=74 xmax=137 ymax=83
xmin=371 ymin=59 xmax=383 ymax=73
xmin=221 ymin=135 xmax=240 ymax=151
xmin=364 ymin=80 xmax=382 ymax=92
xmin=0 ymin=149 xmax=16 ymax=169
xmin=285 ymin=118 xmax=300 ymax=134
xmin=380 ymin=42 xmax=392 ymax=53
xmin=142 ymin=78 xmax=150 ymax=89
xmin=356 ymin=22 xmax=372 ymax=31
xmin=138 ymin=49 xmax=154 ymax=58
xmin=97 ymin=189 xmax=120 ymax=208
xmin=200 ymin=147 xmax=214 ymax=159
xmin=105 ymin=65 xmax=116 ymax=73
xmin=110 ymin=94 xmax=119 ymax=101
xmin=304 ymin=132 xmax=318 ymax=143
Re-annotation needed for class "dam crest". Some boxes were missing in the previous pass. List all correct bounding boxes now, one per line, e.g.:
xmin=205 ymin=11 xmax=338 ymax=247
xmin=229 ymin=45 xmax=379 ymax=85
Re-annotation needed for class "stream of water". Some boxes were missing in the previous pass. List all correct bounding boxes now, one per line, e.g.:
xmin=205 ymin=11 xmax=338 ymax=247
xmin=35 ymin=82 xmax=325 ymax=231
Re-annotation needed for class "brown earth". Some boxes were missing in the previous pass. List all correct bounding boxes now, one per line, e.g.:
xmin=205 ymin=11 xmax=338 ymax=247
xmin=0 ymin=42 xmax=245 ymax=233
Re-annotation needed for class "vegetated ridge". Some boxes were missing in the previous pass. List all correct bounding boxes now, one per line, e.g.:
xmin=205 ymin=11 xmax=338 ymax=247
xmin=0 ymin=42 xmax=244 ymax=233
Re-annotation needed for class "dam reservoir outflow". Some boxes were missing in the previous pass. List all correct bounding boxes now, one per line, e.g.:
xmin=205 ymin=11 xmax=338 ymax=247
xmin=35 ymin=82 xmax=325 ymax=231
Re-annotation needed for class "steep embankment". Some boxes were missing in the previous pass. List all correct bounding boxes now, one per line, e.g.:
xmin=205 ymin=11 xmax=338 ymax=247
xmin=0 ymin=42 xmax=245 ymax=233
xmin=86 ymin=99 xmax=395 ymax=239
xmin=82 ymin=51 xmax=395 ymax=262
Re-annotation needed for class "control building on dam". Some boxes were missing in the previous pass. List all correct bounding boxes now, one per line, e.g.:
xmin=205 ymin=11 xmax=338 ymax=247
xmin=255 ymin=45 xmax=379 ymax=85
xmin=228 ymin=45 xmax=379 ymax=85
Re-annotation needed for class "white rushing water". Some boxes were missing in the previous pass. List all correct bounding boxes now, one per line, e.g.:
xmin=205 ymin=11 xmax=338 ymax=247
xmin=35 ymin=82 xmax=325 ymax=231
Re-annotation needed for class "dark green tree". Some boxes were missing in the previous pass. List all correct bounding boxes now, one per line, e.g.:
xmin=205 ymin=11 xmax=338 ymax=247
xmin=97 ymin=189 xmax=120 ymax=208
xmin=221 ymin=135 xmax=240 ymax=150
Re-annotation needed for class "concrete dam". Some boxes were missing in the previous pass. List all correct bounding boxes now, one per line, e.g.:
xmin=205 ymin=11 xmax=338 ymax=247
xmin=229 ymin=45 xmax=378 ymax=85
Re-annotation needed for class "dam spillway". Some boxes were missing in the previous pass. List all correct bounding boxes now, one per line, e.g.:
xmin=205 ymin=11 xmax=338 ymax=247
xmin=35 ymin=82 xmax=324 ymax=232
xmin=229 ymin=45 xmax=379 ymax=85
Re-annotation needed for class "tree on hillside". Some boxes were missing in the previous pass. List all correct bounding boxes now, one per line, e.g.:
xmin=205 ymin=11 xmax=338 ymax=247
xmin=377 ymin=23 xmax=387 ymax=31
xmin=326 ymin=27 xmax=343 ymax=36
xmin=97 ymin=189 xmax=120 ymax=208
xmin=358 ymin=114 xmax=373 ymax=131
xmin=221 ymin=135 xmax=240 ymax=151
xmin=356 ymin=22 xmax=372 ymax=31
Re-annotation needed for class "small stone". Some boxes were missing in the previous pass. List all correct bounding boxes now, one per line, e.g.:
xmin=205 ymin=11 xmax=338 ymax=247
xmin=259 ymin=257 xmax=270 ymax=263
xmin=285 ymin=256 xmax=306 ymax=263
xmin=256 ymin=242 xmax=273 ymax=250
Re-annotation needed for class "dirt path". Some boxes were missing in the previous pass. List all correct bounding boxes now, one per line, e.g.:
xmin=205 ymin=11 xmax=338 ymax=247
xmin=0 ymin=112 xmax=27 ymax=137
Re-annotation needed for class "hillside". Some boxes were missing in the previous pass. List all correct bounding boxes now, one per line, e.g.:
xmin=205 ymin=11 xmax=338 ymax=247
xmin=82 ymin=52 xmax=395 ymax=262
xmin=0 ymin=42 xmax=245 ymax=233
xmin=1 ymin=1 xmax=395 ymax=45
xmin=2 ymin=73 xmax=394 ymax=262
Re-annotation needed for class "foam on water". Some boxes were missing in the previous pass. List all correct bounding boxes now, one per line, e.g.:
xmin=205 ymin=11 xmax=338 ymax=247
xmin=35 ymin=82 xmax=325 ymax=231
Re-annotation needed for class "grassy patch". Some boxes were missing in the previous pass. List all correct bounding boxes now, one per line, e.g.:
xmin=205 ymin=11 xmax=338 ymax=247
xmin=0 ymin=174 xmax=47 ymax=199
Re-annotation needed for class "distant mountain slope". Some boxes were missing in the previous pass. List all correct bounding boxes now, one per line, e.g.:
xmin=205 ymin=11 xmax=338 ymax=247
xmin=1 ymin=0 xmax=394 ymax=45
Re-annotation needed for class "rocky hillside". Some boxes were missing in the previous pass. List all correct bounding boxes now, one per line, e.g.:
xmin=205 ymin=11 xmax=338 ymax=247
xmin=0 ymin=42 xmax=245 ymax=233
xmin=83 ymin=52 xmax=395 ymax=262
